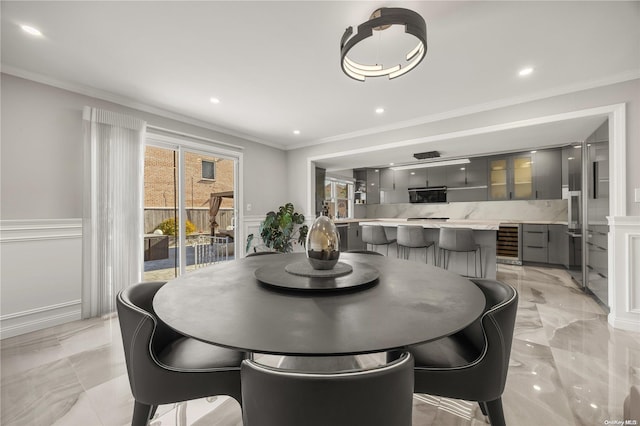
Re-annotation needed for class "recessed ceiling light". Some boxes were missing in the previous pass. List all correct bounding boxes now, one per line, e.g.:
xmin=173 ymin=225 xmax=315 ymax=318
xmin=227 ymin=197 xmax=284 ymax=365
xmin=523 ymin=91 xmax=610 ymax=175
xmin=574 ymin=145 xmax=582 ymax=148
xmin=21 ymin=25 xmax=42 ymax=36
xmin=209 ymin=97 xmax=220 ymax=104
xmin=389 ymin=162 xmax=394 ymax=166
xmin=519 ymin=67 xmax=534 ymax=77
xmin=460 ymin=167 xmax=466 ymax=170
xmin=530 ymin=150 xmax=537 ymax=154
xmin=410 ymin=172 xmax=416 ymax=175
xmin=293 ymin=130 xmax=300 ymax=135
xmin=375 ymin=107 xmax=385 ymax=114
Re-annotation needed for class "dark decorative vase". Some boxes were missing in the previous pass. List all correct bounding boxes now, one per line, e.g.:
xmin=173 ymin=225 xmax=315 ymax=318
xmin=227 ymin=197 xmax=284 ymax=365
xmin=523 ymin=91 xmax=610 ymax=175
xmin=306 ymin=215 xmax=340 ymax=270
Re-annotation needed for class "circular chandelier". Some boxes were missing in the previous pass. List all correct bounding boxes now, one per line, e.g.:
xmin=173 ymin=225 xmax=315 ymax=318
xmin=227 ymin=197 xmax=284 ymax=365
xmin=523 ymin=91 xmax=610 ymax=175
xmin=340 ymin=7 xmax=427 ymax=81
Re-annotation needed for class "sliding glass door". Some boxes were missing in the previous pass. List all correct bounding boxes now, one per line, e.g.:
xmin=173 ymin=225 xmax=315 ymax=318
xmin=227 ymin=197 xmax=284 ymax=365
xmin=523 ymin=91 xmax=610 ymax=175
xmin=143 ymin=137 xmax=239 ymax=281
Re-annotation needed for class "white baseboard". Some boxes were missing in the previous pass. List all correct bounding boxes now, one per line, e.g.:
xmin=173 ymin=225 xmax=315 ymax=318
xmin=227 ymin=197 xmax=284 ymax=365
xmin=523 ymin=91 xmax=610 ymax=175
xmin=1 ymin=219 xmax=83 ymax=339
xmin=0 ymin=300 xmax=82 ymax=339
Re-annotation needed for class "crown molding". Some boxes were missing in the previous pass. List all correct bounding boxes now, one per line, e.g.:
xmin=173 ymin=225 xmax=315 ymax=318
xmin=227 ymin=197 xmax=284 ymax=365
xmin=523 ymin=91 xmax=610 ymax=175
xmin=1 ymin=65 xmax=287 ymax=151
xmin=286 ymin=69 xmax=640 ymax=151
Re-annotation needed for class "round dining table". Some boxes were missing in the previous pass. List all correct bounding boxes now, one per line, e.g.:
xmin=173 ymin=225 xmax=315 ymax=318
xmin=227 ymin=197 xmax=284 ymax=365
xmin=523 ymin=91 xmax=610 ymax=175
xmin=153 ymin=252 xmax=486 ymax=356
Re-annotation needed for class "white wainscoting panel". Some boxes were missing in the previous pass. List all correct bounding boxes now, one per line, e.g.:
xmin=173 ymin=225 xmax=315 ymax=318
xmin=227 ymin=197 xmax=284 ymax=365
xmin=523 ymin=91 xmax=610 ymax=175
xmin=608 ymin=216 xmax=640 ymax=331
xmin=1 ymin=219 xmax=82 ymax=339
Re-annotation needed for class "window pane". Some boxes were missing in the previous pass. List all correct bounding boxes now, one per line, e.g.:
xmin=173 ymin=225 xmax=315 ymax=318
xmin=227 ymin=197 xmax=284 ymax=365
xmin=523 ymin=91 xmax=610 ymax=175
xmin=202 ymin=160 xmax=216 ymax=180
xmin=336 ymin=182 xmax=348 ymax=198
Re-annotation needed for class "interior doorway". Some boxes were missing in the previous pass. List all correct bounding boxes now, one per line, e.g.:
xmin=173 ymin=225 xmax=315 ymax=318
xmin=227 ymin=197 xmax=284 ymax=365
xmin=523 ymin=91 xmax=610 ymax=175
xmin=143 ymin=137 xmax=239 ymax=281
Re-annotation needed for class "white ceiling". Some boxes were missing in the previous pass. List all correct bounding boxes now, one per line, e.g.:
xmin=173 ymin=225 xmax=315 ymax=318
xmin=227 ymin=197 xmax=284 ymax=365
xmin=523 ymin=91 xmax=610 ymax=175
xmin=2 ymin=1 xmax=639 ymax=168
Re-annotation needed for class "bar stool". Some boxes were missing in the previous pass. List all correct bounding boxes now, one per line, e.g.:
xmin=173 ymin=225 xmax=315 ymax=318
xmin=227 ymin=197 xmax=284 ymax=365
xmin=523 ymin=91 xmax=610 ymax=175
xmin=438 ymin=227 xmax=483 ymax=278
xmin=361 ymin=225 xmax=396 ymax=256
xmin=396 ymin=225 xmax=436 ymax=264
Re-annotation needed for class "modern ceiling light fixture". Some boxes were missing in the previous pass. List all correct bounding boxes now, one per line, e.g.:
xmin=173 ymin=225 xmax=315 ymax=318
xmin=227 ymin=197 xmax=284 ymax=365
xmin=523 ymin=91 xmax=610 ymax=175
xmin=340 ymin=7 xmax=427 ymax=81
xmin=390 ymin=158 xmax=470 ymax=171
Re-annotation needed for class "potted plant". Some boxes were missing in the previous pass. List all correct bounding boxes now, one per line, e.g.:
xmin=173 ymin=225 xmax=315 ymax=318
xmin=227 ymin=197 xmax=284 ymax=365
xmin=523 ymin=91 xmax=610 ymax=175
xmin=246 ymin=203 xmax=308 ymax=253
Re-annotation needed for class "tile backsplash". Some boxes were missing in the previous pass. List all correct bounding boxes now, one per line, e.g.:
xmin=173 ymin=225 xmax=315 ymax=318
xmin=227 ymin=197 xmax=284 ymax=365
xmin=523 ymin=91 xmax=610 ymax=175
xmin=364 ymin=199 xmax=568 ymax=222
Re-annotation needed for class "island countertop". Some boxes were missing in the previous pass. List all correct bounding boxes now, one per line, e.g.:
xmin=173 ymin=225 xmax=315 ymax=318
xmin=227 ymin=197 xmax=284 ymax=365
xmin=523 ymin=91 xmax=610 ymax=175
xmin=357 ymin=219 xmax=500 ymax=230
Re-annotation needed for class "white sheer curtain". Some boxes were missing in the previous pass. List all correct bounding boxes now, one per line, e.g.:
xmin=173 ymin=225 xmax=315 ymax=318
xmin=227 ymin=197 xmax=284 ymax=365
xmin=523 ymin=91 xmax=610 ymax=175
xmin=82 ymin=106 xmax=146 ymax=318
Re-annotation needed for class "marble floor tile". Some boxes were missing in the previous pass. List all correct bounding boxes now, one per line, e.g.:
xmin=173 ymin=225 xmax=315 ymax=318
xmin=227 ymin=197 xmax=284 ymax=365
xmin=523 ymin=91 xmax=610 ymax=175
xmin=503 ymin=338 xmax=576 ymax=425
xmin=0 ymin=264 xmax=638 ymax=425
xmin=1 ymin=358 xmax=86 ymax=426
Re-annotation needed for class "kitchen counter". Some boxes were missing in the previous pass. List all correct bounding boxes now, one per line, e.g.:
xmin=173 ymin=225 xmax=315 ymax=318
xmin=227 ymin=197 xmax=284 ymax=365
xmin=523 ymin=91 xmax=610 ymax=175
xmin=358 ymin=219 xmax=500 ymax=230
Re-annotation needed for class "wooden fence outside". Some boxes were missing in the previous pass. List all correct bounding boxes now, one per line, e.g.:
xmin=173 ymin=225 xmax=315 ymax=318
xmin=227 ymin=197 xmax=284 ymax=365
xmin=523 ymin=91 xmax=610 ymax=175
xmin=145 ymin=208 xmax=234 ymax=235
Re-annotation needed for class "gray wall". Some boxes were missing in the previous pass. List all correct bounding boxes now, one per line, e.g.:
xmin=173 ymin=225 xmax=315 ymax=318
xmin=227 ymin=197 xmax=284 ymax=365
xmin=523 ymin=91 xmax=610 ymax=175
xmin=1 ymin=73 xmax=289 ymax=220
xmin=287 ymin=79 xmax=640 ymax=217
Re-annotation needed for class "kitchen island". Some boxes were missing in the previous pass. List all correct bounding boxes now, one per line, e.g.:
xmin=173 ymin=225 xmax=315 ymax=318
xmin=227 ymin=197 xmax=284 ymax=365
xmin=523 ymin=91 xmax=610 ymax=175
xmin=358 ymin=219 xmax=499 ymax=279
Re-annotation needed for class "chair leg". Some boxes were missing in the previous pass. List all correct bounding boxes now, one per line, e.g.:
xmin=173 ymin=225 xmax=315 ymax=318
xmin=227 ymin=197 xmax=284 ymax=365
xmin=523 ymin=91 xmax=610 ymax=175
xmin=176 ymin=402 xmax=188 ymax=426
xmin=132 ymin=401 xmax=155 ymax=426
xmin=485 ymin=397 xmax=506 ymax=426
xmin=478 ymin=401 xmax=488 ymax=416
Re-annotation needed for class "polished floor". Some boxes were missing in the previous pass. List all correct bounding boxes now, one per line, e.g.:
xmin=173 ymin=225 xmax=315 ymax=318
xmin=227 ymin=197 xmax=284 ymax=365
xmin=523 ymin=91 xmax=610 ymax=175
xmin=2 ymin=264 xmax=639 ymax=425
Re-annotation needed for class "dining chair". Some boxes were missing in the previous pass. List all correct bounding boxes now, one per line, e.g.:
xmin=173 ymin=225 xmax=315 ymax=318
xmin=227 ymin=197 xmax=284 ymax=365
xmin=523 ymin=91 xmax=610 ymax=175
xmin=361 ymin=224 xmax=396 ymax=256
xmin=388 ymin=279 xmax=518 ymax=426
xmin=241 ymin=352 xmax=414 ymax=426
xmin=117 ymin=281 xmax=244 ymax=426
xmin=438 ymin=227 xmax=483 ymax=277
xmin=397 ymin=225 xmax=436 ymax=264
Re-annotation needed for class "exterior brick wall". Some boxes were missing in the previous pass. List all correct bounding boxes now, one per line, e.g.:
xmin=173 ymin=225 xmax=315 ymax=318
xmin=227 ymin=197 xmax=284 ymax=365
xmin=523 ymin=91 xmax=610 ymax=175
xmin=144 ymin=146 xmax=234 ymax=210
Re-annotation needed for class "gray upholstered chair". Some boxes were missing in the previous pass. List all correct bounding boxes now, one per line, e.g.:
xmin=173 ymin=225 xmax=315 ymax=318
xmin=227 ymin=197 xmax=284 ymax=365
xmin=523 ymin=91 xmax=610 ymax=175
xmin=241 ymin=352 xmax=414 ymax=426
xmin=397 ymin=225 xmax=436 ymax=264
xmin=361 ymin=224 xmax=396 ymax=255
xmin=117 ymin=281 xmax=244 ymax=426
xmin=388 ymin=279 xmax=518 ymax=426
xmin=438 ymin=227 xmax=483 ymax=277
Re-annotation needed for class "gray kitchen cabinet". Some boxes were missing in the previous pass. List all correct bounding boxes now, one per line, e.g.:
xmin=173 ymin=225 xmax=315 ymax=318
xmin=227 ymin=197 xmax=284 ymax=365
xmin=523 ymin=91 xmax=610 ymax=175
xmin=488 ymin=153 xmax=534 ymax=201
xmin=425 ymin=167 xmax=447 ymax=187
xmin=354 ymin=168 xmax=380 ymax=204
xmin=366 ymin=168 xmax=380 ymax=204
xmin=547 ymin=224 xmax=568 ymax=265
xmin=380 ymin=169 xmax=409 ymax=204
xmin=379 ymin=168 xmax=394 ymax=191
xmin=522 ymin=223 xmax=568 ymax=265
xmin=348 ymin=222 xmax=365 ymax=250
xmin=446 ymin=158 xmax=488 ymax=202
xmin=562 ymin=146 xmax=582 ymax=191
xmin=408 ymin=168 xmax=426 ymax=187
xmin=533 ymin=149 xmax=562 ymax=199
xmin=522 ymin=224 xmax=548 ymax=263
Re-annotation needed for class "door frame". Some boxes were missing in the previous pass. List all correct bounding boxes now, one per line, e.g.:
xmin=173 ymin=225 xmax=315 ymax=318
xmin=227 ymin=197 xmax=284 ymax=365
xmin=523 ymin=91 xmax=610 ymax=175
xmin=145 ymin=132 xmax=243 ymax=275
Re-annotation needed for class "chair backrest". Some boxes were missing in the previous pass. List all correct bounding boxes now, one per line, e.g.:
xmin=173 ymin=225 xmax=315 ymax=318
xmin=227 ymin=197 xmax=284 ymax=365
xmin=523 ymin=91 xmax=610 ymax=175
xmin=438 ymin=227 xmax=477 ymax=252
xmin=361 ymin=225 xmax=390 ymax=245
xmin=241 ymin=353 xmax=414 ymax=426
xmin=117 ymin=281 xmax=181 ymax=401
xmin=397 ymin=225 xmax=428 ymax=247
xmin=464 ymin=279 xmax=518 ymax=400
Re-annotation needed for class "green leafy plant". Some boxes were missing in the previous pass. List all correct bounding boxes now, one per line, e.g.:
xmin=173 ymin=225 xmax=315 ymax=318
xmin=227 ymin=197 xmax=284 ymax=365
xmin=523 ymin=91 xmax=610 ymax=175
xmin=247 ymin=203 xmax=308 ymax=253
xmin=155 ymin=217 xmax=196 ymax=236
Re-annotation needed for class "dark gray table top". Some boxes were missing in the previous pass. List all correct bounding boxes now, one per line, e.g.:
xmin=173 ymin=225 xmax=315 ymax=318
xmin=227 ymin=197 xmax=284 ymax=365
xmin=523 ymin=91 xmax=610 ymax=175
xmin=153 ymin=253 xmax=486 ymax=356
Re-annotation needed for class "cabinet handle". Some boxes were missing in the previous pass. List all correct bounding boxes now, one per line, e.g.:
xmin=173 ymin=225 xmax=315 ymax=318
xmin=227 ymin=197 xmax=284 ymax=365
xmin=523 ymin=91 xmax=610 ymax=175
xmin=536 ymin=190 xmax=539 ymax=199
xmin=509 ymin=192 xmax=512 ymax=199
xmin=527 ymin=245 xmax=544 ymax=249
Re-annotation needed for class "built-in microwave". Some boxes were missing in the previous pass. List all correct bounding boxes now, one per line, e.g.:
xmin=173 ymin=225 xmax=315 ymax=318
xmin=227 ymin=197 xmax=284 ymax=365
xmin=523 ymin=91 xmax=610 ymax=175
xmin=408 ymin=186 xmax=447 ymax=203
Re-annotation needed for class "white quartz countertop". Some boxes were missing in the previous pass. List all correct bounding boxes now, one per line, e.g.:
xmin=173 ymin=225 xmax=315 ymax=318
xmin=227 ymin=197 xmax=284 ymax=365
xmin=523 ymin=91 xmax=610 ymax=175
xmin=358 ymin=219 xmax=500 ymax=230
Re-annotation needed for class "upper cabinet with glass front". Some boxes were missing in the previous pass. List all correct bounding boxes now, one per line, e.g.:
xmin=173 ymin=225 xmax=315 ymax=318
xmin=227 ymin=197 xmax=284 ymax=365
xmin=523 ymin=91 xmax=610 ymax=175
xmin=488 ymin=154 xmax=533 ymax=200
xmin=487 ymin=150 xmax=561 ymax=201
